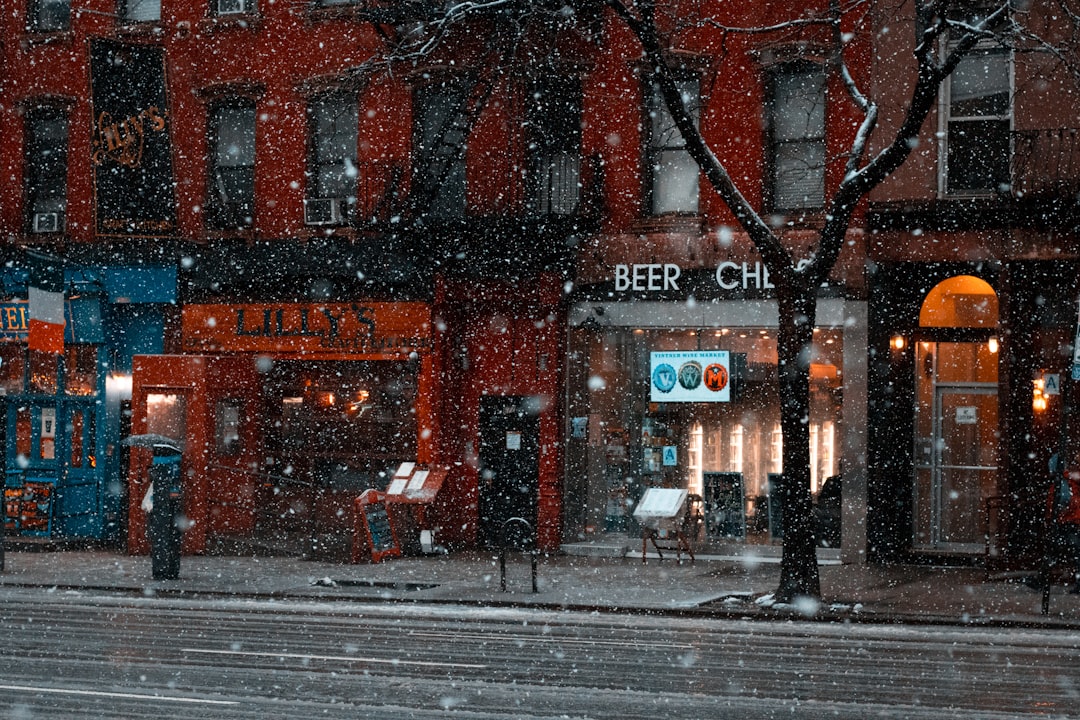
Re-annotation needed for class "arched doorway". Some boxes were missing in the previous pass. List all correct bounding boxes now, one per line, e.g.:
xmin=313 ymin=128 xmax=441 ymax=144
xmin=913 ymin=275 xmax=999 ymax=553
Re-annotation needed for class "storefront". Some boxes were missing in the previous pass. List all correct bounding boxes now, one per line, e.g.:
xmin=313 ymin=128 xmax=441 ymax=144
xmin=868 ymin=261 xmax=1080 ymax=564
xmin=1 ymin=265 xmax=175 ymax=542
xmin=126 ymin=301 xmax=441 ymax=556
xmin=563 ymin=259 xmax=869 ymax=560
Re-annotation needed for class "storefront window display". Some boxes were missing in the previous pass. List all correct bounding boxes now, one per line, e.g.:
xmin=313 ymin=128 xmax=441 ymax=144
xmin=566 ymin=321 xmax=843 ymax=544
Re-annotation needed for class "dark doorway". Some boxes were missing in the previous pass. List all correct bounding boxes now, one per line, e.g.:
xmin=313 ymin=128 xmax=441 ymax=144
xmin=478 ymin=395 xmax=540 ymax=549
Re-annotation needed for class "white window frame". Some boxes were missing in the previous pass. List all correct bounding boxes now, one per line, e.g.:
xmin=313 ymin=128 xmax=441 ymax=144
xmin=645 ymin=75 xmax=701 ymax=216
xmin=122 ymin=0 xmax=161 ymax=23
xmin=939 ymin=43 xmax=1013 ymax=197
xmin=766 ymin=62 xmax=827 ymax=212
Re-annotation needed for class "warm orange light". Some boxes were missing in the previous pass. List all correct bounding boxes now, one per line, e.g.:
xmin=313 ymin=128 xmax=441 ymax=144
xmin=1033 ymin=376 xmax=1049 ymax=413
xmin=988 ymin=336 xmax=999 ymax=353
xmin=890 ymin=335 xmax=906 ymax=351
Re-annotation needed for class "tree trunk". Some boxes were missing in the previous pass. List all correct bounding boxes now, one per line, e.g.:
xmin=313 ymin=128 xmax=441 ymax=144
xmin=775 ymin=284 xmax=822 ymax=603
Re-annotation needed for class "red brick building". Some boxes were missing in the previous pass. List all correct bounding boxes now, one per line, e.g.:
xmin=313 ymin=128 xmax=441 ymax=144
xmin=2 ymin=0 xmax=1077 ymax=568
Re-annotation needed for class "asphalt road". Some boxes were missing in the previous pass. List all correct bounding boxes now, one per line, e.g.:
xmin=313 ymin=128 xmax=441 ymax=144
xmin=0 ymin=588 xmax=1077 ymax=719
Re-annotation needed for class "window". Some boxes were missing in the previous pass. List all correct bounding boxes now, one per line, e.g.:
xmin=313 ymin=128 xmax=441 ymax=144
xmin=306 ymin=92 xmax=357 ymax=225
xmin=945 ymin=47 xmax=1011 ymax=194
xmin=28 ymin=0 xmax=69 ymax=31
xmin=214 ymin=0 xmax=254 ymax=14
xmin=526 ymin=78 xmax=582 ymax=216
xmin=207 ymin=101 xmax=256 ymax=229
xmin=413 ymin=81 xmax=468 ymax=219
xmin=766 ymin=63 xmax=826 ymax=211
xmin=645 ymin=76 xmax=700 ymax=215
xmin=24 ymin=106 xmax=68 ymax=235
xmin=122 ymin=0 xmax=160 ymax=22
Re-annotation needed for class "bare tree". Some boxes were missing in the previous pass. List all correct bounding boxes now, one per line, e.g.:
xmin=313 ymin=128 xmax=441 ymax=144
xmin=369 ymin=0 xmax=1078 ymax=602
xmin=607 ymin=0 xmax=1080 ymax=602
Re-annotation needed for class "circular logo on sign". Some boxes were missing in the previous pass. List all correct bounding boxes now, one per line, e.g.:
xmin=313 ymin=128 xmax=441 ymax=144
xmin=652 ymin=363 xmax=677 ymax=393
xmin=677 ymin=361 xmax=703 ymax=390
xmin=703 ymin=363 xmax=729 ymax=392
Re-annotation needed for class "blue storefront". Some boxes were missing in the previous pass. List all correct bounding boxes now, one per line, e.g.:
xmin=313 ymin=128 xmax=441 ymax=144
xmin=1 ymin=264 xmax=175 ymax=542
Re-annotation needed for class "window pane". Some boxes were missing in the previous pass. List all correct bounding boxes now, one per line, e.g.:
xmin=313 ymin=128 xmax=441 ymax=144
xmin=769 ymin=64 xmax=826 ymax=211
xmin=772 ymin=72 xmax=826 ymax=141
xmin=651 ymin=151 xmax=700 ymax=215
xmin=309 ymin=94 xmax=357 ymax=199
xmin=32 ymin=0 xmax=70 ymax=31
xmin=124 ymin=0 xmax=160 ymax=22
xmin=774 ymin=141 xmax=825 ymax=209
xmin=25 ymin=109 xmax=68 ymax=228
xmin=414 ymin=83 xmax=467 ymax=217
xmin=209 ymin=103 xmax=256 ymax=227
xmin=950 ymin=50 xmax=1009 ymax=118
xmin=648 ymin=78 xmax=699 ymax=215
xmin=947 ymin=119 xmax=1010 ymax=192
xmin=528 ymin=79 xmax=582 ymax=215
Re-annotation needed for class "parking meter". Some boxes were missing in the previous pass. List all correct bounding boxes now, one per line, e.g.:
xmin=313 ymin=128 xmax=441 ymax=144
xmin=147 ymin=443 xmax=183 ymax=580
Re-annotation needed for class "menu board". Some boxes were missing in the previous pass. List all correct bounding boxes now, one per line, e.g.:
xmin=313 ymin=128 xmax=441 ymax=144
xmin=353 ymin=490 xmax=401 ymax=563
xmin=4 ymin=482 xmax=54 ymax=536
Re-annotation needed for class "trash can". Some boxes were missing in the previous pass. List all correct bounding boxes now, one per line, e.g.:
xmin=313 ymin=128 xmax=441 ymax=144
xmin=147 ymin=446 xmax=183 ymax=580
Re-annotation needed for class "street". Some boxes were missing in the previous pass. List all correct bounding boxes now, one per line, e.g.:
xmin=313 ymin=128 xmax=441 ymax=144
xmin=0 ymin=588 xmax=1078 ymax=719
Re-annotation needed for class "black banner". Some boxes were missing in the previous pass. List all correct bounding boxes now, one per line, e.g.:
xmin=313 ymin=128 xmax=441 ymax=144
xmin=88 ymin=39 xmax=176 ymax=238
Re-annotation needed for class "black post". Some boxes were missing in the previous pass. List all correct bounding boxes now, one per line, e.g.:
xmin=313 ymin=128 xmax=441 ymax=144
xmin=147 ymin=444 xmax=183 ymax=580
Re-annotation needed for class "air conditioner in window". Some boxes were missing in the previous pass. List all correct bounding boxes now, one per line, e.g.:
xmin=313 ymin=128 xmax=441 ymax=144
xmin=304 ymin=197 xmax=347 ymax=226
xmin=216 ymin=0 xmax=250 ymax=13
xmin=32 ymin=212 xmax=60 ymax=234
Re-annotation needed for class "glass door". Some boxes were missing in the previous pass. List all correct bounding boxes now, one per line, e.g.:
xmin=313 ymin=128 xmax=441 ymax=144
xmin=932 ymin=387 xmax=998 ymax=549
xmin=913 ymin=340 xmax=999 ymax=553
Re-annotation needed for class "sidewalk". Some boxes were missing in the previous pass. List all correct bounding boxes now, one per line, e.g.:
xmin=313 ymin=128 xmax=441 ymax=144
xmin=2 ymin=542 xmax=1079 ymax=629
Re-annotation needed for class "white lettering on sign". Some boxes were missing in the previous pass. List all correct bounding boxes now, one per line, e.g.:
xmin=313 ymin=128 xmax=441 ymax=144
xmin=715 ymin=261 xmax=774 ymax=291
xmin=614 ymin=264 xmax=681 ymax=291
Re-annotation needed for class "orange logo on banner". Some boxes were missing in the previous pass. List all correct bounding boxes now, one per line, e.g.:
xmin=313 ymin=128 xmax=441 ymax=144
xmin=703 ymin=363 xmax=729 ymax=392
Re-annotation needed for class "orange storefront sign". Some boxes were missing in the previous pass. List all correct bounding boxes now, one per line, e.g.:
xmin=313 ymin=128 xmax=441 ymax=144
xmin=182 ymin=302 xmax=432 ymax=356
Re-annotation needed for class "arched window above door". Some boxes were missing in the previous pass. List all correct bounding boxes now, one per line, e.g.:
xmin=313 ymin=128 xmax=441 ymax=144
xmin=919 ymin=275 xmax=998 ymax=328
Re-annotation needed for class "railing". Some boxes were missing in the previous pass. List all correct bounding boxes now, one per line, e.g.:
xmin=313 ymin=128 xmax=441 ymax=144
xmin=1012 ymin=129 xmax=1080 ymax=197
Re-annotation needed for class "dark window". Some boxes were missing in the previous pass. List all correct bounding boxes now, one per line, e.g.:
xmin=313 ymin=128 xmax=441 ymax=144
xmin=306 ymin=92 xmax=357 ymax=225
xmin=214 ymin=0 xmax=254 ymax=14
xmin=28 ymin=0 xmax=70 ymax=31
xmin=207 ymin=101 xmax=256 ymax=229
xmin=766 ymin=63 xmax=826 ymax=211
xmin=121 ymin=0 xmax=160 ymax=22
xmin=526 ymin=78 xmax=582 ymax=216
xmin=645 ymin=76 xmax=700 ymax=215
xmin=946 ymin=48 xmax=1010 ymax=194
xmin=413 ymin=81 xmax=468 ymax=219
xmin=24 ymin=106 xmax=68 ymax=235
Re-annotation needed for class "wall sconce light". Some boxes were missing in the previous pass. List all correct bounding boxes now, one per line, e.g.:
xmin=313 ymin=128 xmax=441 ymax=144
xmin=890 ymin=334 xmax=906 ymax=351
xmin=988 ymin=336 xmax=999 ymax=354
xmin=1033 ymin=376 xmax=1049 ymax=413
